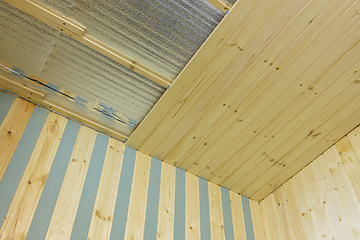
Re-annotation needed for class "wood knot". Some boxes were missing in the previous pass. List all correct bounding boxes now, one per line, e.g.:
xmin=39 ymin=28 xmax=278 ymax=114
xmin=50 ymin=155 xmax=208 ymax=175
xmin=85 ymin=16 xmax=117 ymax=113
xmin=48 ymin=121 xmax=58 ymax=133
xmin=28 ymin=180 xmax=31 ymax=185
xmin=7 ymin=131 xmax=11 ymax=134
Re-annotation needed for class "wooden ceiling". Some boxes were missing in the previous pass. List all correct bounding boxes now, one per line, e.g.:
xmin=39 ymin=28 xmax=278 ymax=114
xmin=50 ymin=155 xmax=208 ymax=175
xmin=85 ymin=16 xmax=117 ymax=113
xmin=127 ymin=0 xmax=360 ymax=201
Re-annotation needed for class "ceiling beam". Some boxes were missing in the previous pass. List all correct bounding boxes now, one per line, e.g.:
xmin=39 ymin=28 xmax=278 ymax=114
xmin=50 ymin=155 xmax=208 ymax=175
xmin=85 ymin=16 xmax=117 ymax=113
xmin=3 ymin=0 xmax=172 ymax=88
xmin=206 ymin=0 xmax=232 ymax=13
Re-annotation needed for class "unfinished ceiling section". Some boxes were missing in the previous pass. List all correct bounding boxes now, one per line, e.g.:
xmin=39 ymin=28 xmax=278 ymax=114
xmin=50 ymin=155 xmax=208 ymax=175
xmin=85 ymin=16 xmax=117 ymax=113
xmin=127 ymin=0 xmax=360 ymax=200
xmin=0 ymin=0 xmax=224 ymax=136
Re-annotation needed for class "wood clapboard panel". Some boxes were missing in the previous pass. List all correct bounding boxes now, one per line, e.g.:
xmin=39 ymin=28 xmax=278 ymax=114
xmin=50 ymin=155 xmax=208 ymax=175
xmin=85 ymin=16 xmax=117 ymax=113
xmin=250 ymin=125 xmax=360 ymax=240
xmin=127 ymin=0 xmax=360 ymax=201
xmin=0 ymin=92 xmax=256 ymax=240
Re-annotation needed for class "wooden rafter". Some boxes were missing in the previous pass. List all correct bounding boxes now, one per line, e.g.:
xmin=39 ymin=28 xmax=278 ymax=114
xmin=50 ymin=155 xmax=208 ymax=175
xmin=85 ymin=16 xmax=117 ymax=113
xmin=206 ymin=0 xmax=233 ymax=13
xmin=3 ymin=0 xmax=172 ymax=87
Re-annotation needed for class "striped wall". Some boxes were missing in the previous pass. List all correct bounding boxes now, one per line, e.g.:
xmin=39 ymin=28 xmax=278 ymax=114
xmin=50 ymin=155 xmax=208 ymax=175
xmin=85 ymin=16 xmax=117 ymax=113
xmin=0 ymin=91 xmax=255 ymax=240
xmin=250 ymin=125 xmax=360 ymax=240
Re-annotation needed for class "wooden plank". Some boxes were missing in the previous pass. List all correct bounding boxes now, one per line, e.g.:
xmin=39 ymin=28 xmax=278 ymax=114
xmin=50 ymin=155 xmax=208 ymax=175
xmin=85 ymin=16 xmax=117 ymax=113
xmin=0 ymin=69 xmax=128 ymax=141
xmin=311 ymin=154 xmax=355 ymax=239
xmin=347 ymin=126 xmax=360 ymax=160
xmin=291 ymin=172 xmax=321 ymax=240
xmin=206 ymin=0 xmax=231 ymax=13
xmin=272 ymin=187 xmax=294 ymax=240
xmin=45 ymin=126 xmax=97 ymax=240
xmin=2 ymin=0 xmax=171 ymax=87
xmin=249 ymin=199 xmax=266 ymax=240
xmin=124 ymin=151 xmax=151 ymax=240
xmin=335 ymin=136 xmax=360 ymax=203
xmin=261 ymin=194 xmax=281 ymax=240
xmin=208 ymin=182 xmax=225 ymax=240
xmin=281 ymin=180 xmax=308 ymax=240
xmin=0 ymin=98 xmax=35 ymax=181
xmin=87 ymin=138 xmax=125 ymax=240
xmin=0 ymin=75 xmax=45 ymax=101
xmin=156 ymin=162 xmax=176 ymax=240
xmin=230 ymin=191 xmax=247 ymax=240
xmin=323 ymin=146 xmax=360 ymax=238
xmin=0 ymin=112 xmax=67 ymax=239
xmin=185 ymin=172 xmax=200 ymax=240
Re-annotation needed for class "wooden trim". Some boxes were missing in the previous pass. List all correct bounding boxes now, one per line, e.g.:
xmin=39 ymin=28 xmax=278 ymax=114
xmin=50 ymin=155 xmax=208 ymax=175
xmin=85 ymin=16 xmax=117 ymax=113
xmin=0 ymin=67 xmax=128 ymax=141
xmin=230 ymin=191 xmax=247 ymax=240
xmin=208 ymin=182 xmax=225 ymax=240
xmin=3 ymin=0 xmax=172 ymax=87
xmin=206 ymin=0 xmax=231 ymax=13
xmin=185 ymin=172 xmax=200 ymax=240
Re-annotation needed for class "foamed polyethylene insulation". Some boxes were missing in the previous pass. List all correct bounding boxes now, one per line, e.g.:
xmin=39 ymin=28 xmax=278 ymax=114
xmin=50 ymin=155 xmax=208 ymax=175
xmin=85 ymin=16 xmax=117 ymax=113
xmin=36 ymin=0 xmax=224 ymax=80
xmin=0 ymin=0 xmax=166 ymax=135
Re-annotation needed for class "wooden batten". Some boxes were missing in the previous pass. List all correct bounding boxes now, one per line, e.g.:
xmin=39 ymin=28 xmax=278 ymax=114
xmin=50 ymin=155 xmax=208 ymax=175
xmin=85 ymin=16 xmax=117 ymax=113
xmin=208 ymin=182 xmax=225 ymax=240
xmin=185 ymin=172 xmax=200 ymax=240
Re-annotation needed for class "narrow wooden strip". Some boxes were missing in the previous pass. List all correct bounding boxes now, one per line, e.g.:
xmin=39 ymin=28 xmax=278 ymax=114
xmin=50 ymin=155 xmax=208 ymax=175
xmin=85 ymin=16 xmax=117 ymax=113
xmin=230 ymin=191 xmax=246 ymax=240
xmin=124 ymin=151 xmax=151 ymax=240
xmin=0 ymin=91 xmax=15 ymax=124
xmin=70 ymin=133 xmax=108 ymax=240
xmin=199 ymin=178 xmax=211 ymax=240
xmin=249 ymin=199 xmax=266 ymax=240
xmin=241 ymin=196 xmax=255 ymax=240
xmin=0 ymin=107 xmax=47 ymax=227
xmin=312 ymin=155 xmax=355 ymax=239
xmin=156 ymin=162 xmax=176 ymax=240
xmin=109 ymin=146 xmax=136 ymax=239
xmin=291 ymin=172 xmax=321 ymax=240
xmin=323 ymin=146 xmax=360 ymax=238
xmin=174 ymin=168 xmax=186 ymax=240
xmin=205 ymin=0 xmax=231 ymax=13
xmin=347 ymin=126 xmax=360 ymax=162
xmin=87 ymin=138 xmax=124 ymax=240
xmin=261 ymin=195 xmax=280 ymax=240
xmin=208 ymin=182 xmax=225 ymax=240
xmin=185 ymin=172 xmax=200 ymax=240
xmin=220 ymin=187 xmax=234 ymax=240
xmin=45 ymin=126 xmax=97 ymax=240
xmin=144 ymin=158 xmax=162 ymax=240
xmin=27 ymin=121 xmax=80 ymax=240
xmin=336 ymin=135 xmax=360 ymax=200
xmin=0 ymin=98 xmax=35 ymax=181
xmin=0 ymin=112 xmax=67 ymax=239
xmin=281 ymin=180 xmax=308 ymax=240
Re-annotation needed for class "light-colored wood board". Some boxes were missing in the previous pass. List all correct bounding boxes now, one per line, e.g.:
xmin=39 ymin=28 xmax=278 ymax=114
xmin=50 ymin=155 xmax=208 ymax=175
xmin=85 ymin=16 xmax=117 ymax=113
xmin=281 ymin=180 xmax=308 ymax=240
xmin=299 ymin=165 xmax=337 ymax=239
xmin=261 ymin=194 xmax=281 ymax=240
xmin=335 ymin=136 xmax=360 ymax=202
xmin=272 ymin=187 xmax=294 ymax=240
xmin=156 ymin=162 xmax=176 ymax=240
xmin=323 ymin=146 xmax=360 ymax=238
xmin=87 ymin=138 xmax=125 ymax=240
xmin=347 ymin=126 xmax=360 ymax=161
xmin=291 ymin=172 xmax=321 ymax=240
xmin=0 ymin=69 xmax=128 ymax=141
xmin=3 ymin=0 xmax=171 ymax=87
xmin=0 ymin=98 xmax=35 ymax=181
xmin=208 ymin=182 xmax=225 ymax=240
xmin=127 ymin=0 xmax=289 ymax=151
xmin=248 ymin=91 xmax=360 ymax=200
xmin=249 ymin=199 xmax=266 ymax=240
xmin=229 ymin=191 xmax=247 ymax=240
xmin=205 ymin=0 xmax=230 ymax=13
xmin=185 ymin=172 xmax=200 ymax=240
xmin=311 ymin=156 xmax=355 ymax=239
xmin=0 ymin=112 xmax=67 ymax=239
xmin=45 ymin=126 xmax=97 ymax=240
xmin=226 ymin=45 xmax=360 ymax=193
xmin=147 ymin=0 xmax=312 ymax=162
xmin=124 ymin=151 xmax=151 ymax=240
xmin=165 ymin=0 xmax=334 ymax=171
xmin=193 ymin=0 xmax=360 ymax=184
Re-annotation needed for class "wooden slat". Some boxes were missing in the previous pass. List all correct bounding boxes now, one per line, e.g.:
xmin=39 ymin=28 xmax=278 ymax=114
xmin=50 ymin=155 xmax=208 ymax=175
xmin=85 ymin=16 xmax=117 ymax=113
xmin=45 ymin=126 xmax=97 ymax=240
xmin=185 ymin=172 xmax=200 ymax=240
xmin=323 ymin=146 xmax=360 ymax=238
xmin=272 ymin=187 xmax=294 ymax=240
xmin=312 ymin=156 xmax=355 ymax=239
xmin=0 ymin=112 xmax=67 ymax=239
xmin=261 ymin=194 xmax=281 ymax=240
xmin=124 ymin=151 xmax=151 ymax=240
xmin=0 ymin=98 xmax=34 ymax=181
xmin=205 ymin=0 xmax=231 ymax=13
xmin=249 ymin=200 xmax=266 ymax=240
xmin=87 ymin=138 xmax=125 ymax=240
xmin=0 ymin=69 xmax=128 ymax=142
xmin=208 ymin=182 xmax=225 ymax=240
xmin=230 ymin=191 xmax=247 ymax=240
xmin=3 ymin=0 xmax=171 ymax=87
xmin=281 ymin=180 xmax=308 ymax=240
xmin=156 ymin=162 xmax=176 ymax=240
xmin=347 ymin=126 xmax=360 ymax=160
